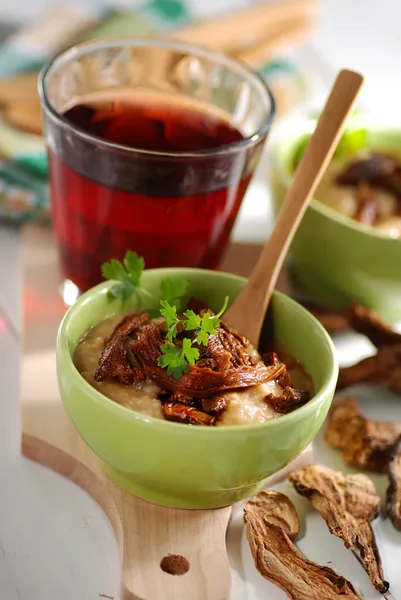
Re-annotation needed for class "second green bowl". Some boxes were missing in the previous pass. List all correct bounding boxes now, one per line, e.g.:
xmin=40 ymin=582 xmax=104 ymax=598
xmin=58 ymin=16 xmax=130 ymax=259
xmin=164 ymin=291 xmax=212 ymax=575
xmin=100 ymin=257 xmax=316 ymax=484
xmin=271 ymin=116 xmax=401 ymax=320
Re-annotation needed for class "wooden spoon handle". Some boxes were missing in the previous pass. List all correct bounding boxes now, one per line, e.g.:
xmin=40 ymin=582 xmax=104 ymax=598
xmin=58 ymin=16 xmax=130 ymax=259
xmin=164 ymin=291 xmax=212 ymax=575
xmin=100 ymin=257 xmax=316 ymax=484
xmin=225 ymin=69 xmax=364 ymax=347
xmin=114 ymin=489 xmax=232 ymax=600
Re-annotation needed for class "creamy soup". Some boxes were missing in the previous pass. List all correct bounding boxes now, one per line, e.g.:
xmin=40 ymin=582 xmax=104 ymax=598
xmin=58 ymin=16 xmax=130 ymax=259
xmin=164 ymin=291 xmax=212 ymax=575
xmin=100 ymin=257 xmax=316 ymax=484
xmin=75 ymin=316 xmax=164 ymax=419
xmin=74 ymin=313 xmax=313 ymax=427
xmin=315 ymin=152 xmax=401 ymax=238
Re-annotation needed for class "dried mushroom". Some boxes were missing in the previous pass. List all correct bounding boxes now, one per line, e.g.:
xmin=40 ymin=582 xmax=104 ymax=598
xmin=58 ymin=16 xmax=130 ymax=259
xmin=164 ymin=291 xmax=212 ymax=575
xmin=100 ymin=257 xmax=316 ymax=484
xmin=337 ymin=343 xmax=401 ymax=392
xmin=325 ymin=397 xmax=401 ymax=473
xmin=301 ymin=301 xmax=401 ymax=348
xmin=161 ymin=401 xmax=215 ymax=426
xmin=349 ymin=304 xmax=401 ymax=348
xmin=265 ymin=387 xmax=310 ymax=414
xmin=337 ymin=153 xmax=398 ymax=187
xmin=197 ymin=394 xmax=228 ymax=415
xmin=336 ymin=152 xmax=401 ymax=228
xmin=386 ymin=435 xmax=401 ymax=532
xmin=95 ymin=313 xmax=149 ymax=384
xmin=334 ymin=306 xmax=401 ymax=391
xmin=244 ymin=490 xmax=361 ymax=599
xmin=289 ymin=465 xmax=389 ymax=593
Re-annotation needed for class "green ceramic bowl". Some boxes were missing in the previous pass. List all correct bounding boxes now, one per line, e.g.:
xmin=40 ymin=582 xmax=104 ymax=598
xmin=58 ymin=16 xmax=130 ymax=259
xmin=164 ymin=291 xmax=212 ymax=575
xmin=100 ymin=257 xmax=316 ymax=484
xmin=57 ymin=269 xmax=338 ymax=509
xmin=271 ymin=116 xmax=401 ymax=321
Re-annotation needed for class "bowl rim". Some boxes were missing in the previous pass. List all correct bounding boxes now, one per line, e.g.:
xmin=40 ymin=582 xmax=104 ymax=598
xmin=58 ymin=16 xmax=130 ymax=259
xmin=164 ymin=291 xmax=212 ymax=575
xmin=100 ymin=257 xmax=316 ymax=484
xmin=57 ymin=268 xmax=338 ymax=435
xmin=270 ymin=113 xmax=401 ymax=244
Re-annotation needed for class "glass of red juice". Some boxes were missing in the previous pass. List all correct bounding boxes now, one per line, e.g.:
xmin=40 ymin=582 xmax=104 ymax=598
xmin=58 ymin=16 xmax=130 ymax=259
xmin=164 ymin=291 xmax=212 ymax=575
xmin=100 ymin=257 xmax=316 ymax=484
xmin=39 ymin=38 xmax=275 ymax=294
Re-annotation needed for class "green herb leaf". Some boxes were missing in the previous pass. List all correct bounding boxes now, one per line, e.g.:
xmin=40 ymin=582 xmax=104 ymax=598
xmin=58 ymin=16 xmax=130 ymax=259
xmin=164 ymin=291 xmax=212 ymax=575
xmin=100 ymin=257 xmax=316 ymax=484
xmin=160 ymin=300 xmax=180 ymax=341
xmin=102 ymin=251 xmax=145 ymax=300
xmin=160 ymin=300 xmax=179 ymax=328
xmin=161 ymin=276 xmax=189 ymax=309
xmin=183 ymin=296 xmax=229 ymax=346
xmin=123 ymin=251 xmax=144 ymax=286
xmin=157 ymin=343 xmax=187 ymax=378
xmin=292 ymin=125 xmax=367 ymax=170
xmin=200 ymin=312 xmax=219 ymax=336
xmin=182 ymin=309 xmax=201 ymax=331
xmin=157 ymin=341 xmax=199 ymax=379
xmin=101 ymin=258 xmax=128 ymax=282
xmin=182 ymin=337 xmax=199 ymax=365
xmin=196 ymin=329 xmax=209 ymax=346
xmin=159 ymin=295 xmax=229 ymax=377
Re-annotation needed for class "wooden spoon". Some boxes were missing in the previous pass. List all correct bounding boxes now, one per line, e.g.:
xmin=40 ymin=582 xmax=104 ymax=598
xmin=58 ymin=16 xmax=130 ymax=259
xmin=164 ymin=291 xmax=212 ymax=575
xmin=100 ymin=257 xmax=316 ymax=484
xmin=224 ymin=69 xmax=364 ymax=347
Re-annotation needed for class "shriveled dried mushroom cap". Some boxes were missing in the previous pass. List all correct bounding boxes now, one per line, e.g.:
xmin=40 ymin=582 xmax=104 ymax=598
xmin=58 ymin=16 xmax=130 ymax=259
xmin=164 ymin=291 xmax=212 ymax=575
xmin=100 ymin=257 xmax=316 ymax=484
xmin=290 ymin=465 xmax=388 ymax=594
xmin=244 ymin=490 xmax=362 ymax=599
xmin=386 ymin=435 xmax=401 ymax=532
xmin=350 ymin=304 xmax=401 ymax=348
xmin=290 ymin=465 xmax=379 ymax=521
xmin=325 ymin=396 xmax=360 ymax=449
xmin=325 ymin=396 xmax=401 ymax=473
xmin=244 ymin=490 xmax=299 ymax=539
xmin=338 ymin=343 xmax=401 ymax=392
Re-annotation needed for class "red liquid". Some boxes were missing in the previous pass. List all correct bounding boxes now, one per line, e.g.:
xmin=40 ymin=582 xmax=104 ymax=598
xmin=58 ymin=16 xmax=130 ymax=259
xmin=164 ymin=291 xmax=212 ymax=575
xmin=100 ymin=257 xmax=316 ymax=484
xmin=48 ymin=97 xmax=262 ymax=291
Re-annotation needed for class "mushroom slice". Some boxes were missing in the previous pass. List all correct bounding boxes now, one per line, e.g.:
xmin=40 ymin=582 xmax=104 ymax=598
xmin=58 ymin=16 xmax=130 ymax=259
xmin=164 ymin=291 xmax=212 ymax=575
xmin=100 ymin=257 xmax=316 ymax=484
xmin=336 ymin=153 xmax=398 ymax=186
xmin=244 ymin=490 xmax=361 ymax=599
xmin=289 ymin=465 xmax=389 ymax=594
xmin=386 ymin=435 xmax=401 ymax=532
xmin=350 ymin=305 xmax=401 ymax=348
xmin=325 ymin=397 xmax=401 ymax=473
xmin=337 ymin=343 xmax=401 ymax=392
xmin=161 ymin=401 xmax=215 ymax=426
xmin=265 ymin=386 xmax=310 ymax=414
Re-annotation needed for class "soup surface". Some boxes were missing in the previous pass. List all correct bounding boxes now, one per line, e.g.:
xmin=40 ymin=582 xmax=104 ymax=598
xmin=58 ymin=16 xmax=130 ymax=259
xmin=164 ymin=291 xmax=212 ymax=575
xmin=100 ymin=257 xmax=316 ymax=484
xmin=74 ymin=311 xmax=313 ymax=427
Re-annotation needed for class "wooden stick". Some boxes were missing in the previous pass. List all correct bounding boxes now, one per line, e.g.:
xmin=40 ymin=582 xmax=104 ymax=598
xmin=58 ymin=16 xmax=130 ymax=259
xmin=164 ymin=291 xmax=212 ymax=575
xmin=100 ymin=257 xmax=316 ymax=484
xmin=174 ymin=0 xmax=319 ymax=51
xmin=0 ymin=72 xmax=39 ymax=103
xmin=236 ymin=17 xmax=315 ymax=67
xmin=3 ymin=101 xmax=42 ymax=135
xmin=224 ymin=70 xmax=364 ymax=348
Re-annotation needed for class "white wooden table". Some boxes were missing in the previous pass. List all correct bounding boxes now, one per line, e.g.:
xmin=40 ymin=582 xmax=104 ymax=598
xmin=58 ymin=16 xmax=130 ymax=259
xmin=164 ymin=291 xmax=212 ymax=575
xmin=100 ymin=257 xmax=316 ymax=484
xmin=0 ymin=1 xmax=400 ymax=598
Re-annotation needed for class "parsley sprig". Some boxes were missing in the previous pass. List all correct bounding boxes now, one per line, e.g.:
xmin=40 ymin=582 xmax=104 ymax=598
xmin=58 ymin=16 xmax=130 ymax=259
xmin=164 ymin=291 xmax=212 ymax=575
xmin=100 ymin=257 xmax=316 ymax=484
xmin=158 ymin=339 xmax=200 ymax=379
xmin=101 ymin=251 xmax=145 ymax=300
xmin=157 ymin=296 xmax=229 ymax=378
xmin=101 ymin=251 xmax=229 ymax=379
xmin=102 ymin=253 xmax=189 ymax=308
xmin=160 ymin=300 xmax=180 ymax=342
xmin=161 ymin=276 xmax=189 ymax=310
xmin=183 ymin=296 xmax=229 ymax=346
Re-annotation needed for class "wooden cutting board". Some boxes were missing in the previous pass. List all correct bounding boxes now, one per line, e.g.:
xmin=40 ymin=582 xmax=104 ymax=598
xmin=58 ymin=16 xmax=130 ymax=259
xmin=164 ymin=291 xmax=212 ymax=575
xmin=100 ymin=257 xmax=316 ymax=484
xmin=20 ymin=224 xmax=312 ymax=600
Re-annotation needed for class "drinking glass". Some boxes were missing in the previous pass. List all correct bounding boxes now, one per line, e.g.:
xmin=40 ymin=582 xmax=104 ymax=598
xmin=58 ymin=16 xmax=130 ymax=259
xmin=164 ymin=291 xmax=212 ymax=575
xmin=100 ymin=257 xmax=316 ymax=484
xmin=39 ymin=38 xmax=275 ymax=295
